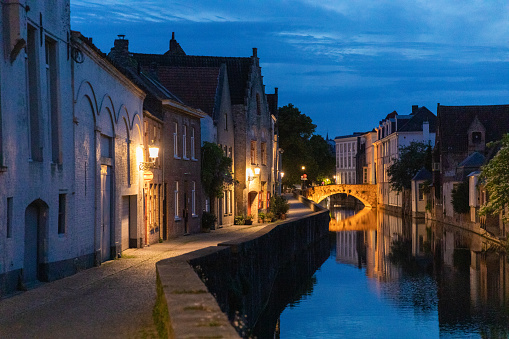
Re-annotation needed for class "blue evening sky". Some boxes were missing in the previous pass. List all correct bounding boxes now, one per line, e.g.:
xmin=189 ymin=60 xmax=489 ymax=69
xmin=70 ymin=1 xmax=509 ymax=138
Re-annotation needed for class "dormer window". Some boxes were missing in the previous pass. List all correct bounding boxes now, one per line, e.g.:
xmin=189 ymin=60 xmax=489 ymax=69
xmin=472 ymin=132 xmax=482 ymax=144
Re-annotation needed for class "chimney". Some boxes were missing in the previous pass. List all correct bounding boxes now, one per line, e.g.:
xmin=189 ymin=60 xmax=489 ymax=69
xmin=412 ymin=105 xmax=418 ymax=114
xmin=167 ymin=32 xmax=186 ymax=56
xmin=109 ymin=34 xmax=130 ymax=66
xmin=252 ymin=47 xmax=257 ymax=58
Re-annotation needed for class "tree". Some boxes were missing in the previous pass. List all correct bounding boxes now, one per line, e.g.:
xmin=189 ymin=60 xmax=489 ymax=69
xmin=387 ymin=141 xmax=432 ymax=191
xmin=451 ymin=181 xmax=470 ymax=214
xmin=479 ymin=133 xmax=509 ymax=223
xmin=201 ymin=142 xmax=235 ymax=215
xmin=308 ymin=134 xmax=335 ymax=184
xmin=278 ymin=104 xmax=334 ymax=186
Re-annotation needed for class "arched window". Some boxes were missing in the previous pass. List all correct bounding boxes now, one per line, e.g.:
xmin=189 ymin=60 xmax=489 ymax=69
xmin=256 ymin=93 xmax=261 ymax=115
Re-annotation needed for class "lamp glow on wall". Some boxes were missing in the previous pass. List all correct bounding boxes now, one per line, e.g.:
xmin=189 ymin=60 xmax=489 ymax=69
xmin=139 ymin=143 xmax=160 ymax=171
xmin=248 ymin=165 xmax=260 ymax=181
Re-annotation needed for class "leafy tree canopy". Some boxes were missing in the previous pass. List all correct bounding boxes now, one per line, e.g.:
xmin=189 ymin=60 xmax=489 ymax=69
xmin=387 ymin=141 xmax=432 ymax=191
xmin=201 ymin=142 xmax=234 ymax=213
xmin=479 ymin=133 xmax=509 ymax=222
xmin=278 ymin=104 xmax=334 ymax=185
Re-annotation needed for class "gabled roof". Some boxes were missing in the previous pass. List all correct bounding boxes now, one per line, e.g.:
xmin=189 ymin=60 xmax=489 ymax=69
xmin=398 ymin=106 xmax=436 ymax=132
xmin=457 ymin=151 xmax=485 ymax=168
xmin=412 ymin=167 xmax=432 ymax=181
xmin=131 ymin=53 xmax=251 ymax=106
xmin=152 ymin=66 xmax=222 ymax=118
xmin=438 ymin=104 xmax=509 ymax=153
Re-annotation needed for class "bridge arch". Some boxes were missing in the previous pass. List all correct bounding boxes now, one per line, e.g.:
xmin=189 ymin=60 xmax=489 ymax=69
xmin=304 ymin=184 xmax=378 ymax=209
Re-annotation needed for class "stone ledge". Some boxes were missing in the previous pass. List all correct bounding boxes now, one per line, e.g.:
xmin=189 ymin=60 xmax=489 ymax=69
xmin=156 ymin=250 xmax=241 ymax=339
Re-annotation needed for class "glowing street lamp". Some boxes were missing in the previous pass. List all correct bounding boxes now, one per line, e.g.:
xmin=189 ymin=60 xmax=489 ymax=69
xmin=139 ymin=143 xmax=160 ymax=171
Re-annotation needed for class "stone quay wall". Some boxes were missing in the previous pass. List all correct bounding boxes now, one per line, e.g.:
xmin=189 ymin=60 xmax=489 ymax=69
xmin=155 ymin=198 xmax=330 ymax=338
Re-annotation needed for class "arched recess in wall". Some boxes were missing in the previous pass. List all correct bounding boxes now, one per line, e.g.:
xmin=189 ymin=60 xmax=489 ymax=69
xmin=74 ymin=94 xmax=96 ymax=244
xmin=99 ymin=94 xmax=117 ymax=125
xmin=75 ymin=81 xmax=98 ymax=117
xmin=131 ymin=112 xmax=143 ymax=181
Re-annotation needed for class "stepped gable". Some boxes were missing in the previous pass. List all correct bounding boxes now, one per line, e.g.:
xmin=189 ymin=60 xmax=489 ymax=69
xmin=438 ymin=104 xmax=509 ymax=153
xmin=132 ymin=52 xmax=251 ymax=106
xmin=398 ymin=106 xmax=437 ymax=132
xmin=153 ymin=65 xmax=222 ymax=118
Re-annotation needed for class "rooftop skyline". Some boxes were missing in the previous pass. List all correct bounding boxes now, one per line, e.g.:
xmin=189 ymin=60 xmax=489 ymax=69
xmin=71 ymin=0 xmax=509 ymax=137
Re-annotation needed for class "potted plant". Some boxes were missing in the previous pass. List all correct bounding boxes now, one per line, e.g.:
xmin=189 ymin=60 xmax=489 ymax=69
xmin=234 ymin=215 xmax=244 ymax=225
xmin=270 ymin=195 xmax=290 ymax=220
xmin=244 ymin=214 xmax=253 ymax=225
xmin=201 ymin=211 xmax=217 ymax=233
xmin=266 ymin=212 xmax=276 ymax=222
xmin=258 ymin=212 xmax=266 ymax=223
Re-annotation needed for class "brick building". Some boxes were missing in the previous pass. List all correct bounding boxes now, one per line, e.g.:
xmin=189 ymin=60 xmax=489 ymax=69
xmin=129 ymin=34 xmax=279 ymax=221
xmin=108 ymin=36 xmax=207 ymax=238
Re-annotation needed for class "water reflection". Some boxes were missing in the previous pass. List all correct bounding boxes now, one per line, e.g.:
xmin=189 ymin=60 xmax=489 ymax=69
xmin=275 ymin=207 xmax=509 ymax=338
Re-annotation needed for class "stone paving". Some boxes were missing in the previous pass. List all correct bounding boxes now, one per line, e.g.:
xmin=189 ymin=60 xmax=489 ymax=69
xmin=0 ymin=194 xmax=311 ymax=338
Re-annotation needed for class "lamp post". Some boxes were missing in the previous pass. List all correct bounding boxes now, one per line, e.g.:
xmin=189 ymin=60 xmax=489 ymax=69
xmin=279 ymin=171 xmax=285 ymax=194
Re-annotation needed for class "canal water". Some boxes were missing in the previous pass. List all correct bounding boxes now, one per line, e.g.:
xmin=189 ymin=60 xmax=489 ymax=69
xmin=258 ymin=206 xmax=509 ymax=338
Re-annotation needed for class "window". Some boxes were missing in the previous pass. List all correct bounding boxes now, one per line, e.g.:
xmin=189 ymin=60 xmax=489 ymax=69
xmin=58 ymin=194 xmax=66 ymax=234
xmin=192 ymin=181 xmax=196 ymax=216
xmin=363 ymin=167 xmax=368 ymax=184
xmin=100 ymin=135 xmax=112 ymax=158
xmin=173 ymin=122 xmax=178 ymax=158
xmin=229 ymin=147 xmax=232 ymax=159
xmin=229 ymin=190 xmax=233 ymax=214
xmin=27 ymin=25 xmax=42 ymax=161
xmin=191 ymin=128 xmax=196 ymax=159
xmin=224 ymin=190 xmax=228 ymax=215
xmin=418 ymin=183 xmax=424 ymax=201
xmin=6 ymin=197 xmax=13 ymax=238
xmin=250 ymin=141 xmax=257 ymax=164
xmin=46 ymin=37 xmax=61 ymax=164
xmin=261 ymin=142 xmax=267 ymax=165
xmin=256 ymin=93 xmax=261 ymax=115
xmin=472 ymin=132 xmax=482 ymax=144
xmin=224 ymin=113 xmax=228 ymax=130
xmin=174 ymin=181 xmax=179 ymax=219
xmin=182 ymin=125 xmax=187 ymax=159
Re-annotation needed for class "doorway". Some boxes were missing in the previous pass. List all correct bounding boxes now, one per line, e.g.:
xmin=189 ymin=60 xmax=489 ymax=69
xmin=24 ymin=200 xmax=48 ymax=284
xmin=101 ymin=165 xmax=112 ymax=261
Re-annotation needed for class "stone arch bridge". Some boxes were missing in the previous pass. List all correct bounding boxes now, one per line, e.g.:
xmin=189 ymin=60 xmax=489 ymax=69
xmin=304 ymin=184 xmax=378 ymax=208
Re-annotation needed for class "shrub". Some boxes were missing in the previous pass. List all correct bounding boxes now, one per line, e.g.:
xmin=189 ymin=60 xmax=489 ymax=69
xmin=270 ymin=195 xmax=290 ymax=217
xmin=234 ymin=215 xmax=244 ymax=225
xmin=201 ymin=212 xmax=217 ymax=229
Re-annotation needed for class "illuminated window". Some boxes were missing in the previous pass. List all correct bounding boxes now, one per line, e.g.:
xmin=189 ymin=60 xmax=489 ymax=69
xmin=174 ymin=181 xmax=179 ymax=219
xmin=418 ymin=183 xmax=424 ymax=201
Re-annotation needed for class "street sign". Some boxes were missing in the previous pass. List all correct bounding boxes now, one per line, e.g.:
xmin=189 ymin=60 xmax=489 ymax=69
xmin=143 ymin=171 xmax=154 ymax=181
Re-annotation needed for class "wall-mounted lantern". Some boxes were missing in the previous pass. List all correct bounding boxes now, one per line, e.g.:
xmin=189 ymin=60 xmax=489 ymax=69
xmin=248 ymin=165 xmax=261 ymax=181
xmin=139 ymin=144 xmax=159 ymax=171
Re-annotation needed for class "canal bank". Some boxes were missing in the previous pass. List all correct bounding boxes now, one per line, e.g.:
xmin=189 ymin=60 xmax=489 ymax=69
xmin=155 ymin=194 xmax=330 ymax=337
